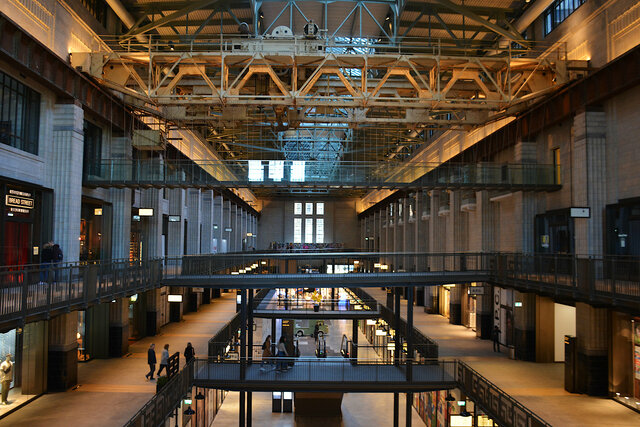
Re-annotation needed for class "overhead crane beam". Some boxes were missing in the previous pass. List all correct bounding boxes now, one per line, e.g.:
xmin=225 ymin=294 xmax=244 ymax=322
xmin=72 ymin=38 xmax=582 ymax=127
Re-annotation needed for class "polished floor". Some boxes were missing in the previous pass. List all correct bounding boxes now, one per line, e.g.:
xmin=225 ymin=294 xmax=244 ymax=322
xmin=2 ymin=288 xmax=639 ymax=426
xmin=0 ymin=292 xmax=237 ymax=427
xmin=212 ymin=391 xmax=425 ymax=427
xmin=365 ymin=288 xmax=640 ymax=427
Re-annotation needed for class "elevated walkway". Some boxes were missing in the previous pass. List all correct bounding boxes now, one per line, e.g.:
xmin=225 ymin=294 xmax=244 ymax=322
xmin=1 ymin=252 xmax=639 ymax=331
xmin=193 ymin=358 xmax=456 ymax=393
xmin=84 ymin=159 xmax=560 ymax=192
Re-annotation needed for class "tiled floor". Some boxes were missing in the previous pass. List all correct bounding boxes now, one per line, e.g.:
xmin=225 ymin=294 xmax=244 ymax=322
xmin=0 ymin=292 xmax=237 ymax=427
xmin=212 ymin=391 xmax=425 ymax=426
xmin=365 ymin=287 xmax=640 ymax=427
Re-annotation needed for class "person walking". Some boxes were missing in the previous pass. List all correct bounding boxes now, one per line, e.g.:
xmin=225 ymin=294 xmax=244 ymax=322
xmin=275 ymin=336 xmax=288 ymax=372
xmin=260 ymin=335 xmax=272 ymax=372
xmin=184 ymin=342 xmax=195 ymax=363
xmin=313 ymin=322 xmax=320 ymax=343
xmin=491 ymin=325 xmax=501 ymax=353
xmin=157 ymin=344 xmax=170 ymax=376
xmin=145 ymin=344 xmax=156 ymax=380
xmin=40 ymin=242 xmax=53 ymax=284
xmin=52 ymin=243 xmax=63 ymax=283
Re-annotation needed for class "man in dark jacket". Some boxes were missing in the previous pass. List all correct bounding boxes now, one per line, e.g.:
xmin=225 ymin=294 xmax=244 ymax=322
xmin=40 ymin=242 xmax=54 ymax=284
xmin=491 ymin=325 xmax=501 ymax=353
xmin=184 ymin=342 xmax=195 ymax=363
xmin=52 ymin=244 xmax=63 ymax=282
xmin=145 ymin=344 xmax=156 ymax=380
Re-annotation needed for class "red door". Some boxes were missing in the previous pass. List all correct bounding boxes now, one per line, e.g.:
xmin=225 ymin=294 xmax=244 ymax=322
xmin=4 ymin=221 xmax=31 ymax=266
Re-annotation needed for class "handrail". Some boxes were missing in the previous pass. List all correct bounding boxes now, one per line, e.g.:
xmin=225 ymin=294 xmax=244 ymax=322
xmin=456 ymin=360 xmax=552 ymax=427
xmin=1 ymin=252 xmax=640 ymax=331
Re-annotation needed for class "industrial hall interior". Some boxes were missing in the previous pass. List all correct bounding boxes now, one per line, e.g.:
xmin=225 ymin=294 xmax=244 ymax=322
xmin=1 ymin=0 xmax=640 ymax=426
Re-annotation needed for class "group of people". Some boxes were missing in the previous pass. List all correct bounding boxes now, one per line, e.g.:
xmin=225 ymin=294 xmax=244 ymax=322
xmin=260 ymin=335 xmax=294 ymax=373
xmin=39 ymin=241 xmax=63 ymax=284
xmin=145 ymin=342 xmax=196 ymax=381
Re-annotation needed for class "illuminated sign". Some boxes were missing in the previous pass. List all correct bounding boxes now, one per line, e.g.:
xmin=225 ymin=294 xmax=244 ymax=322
xmin=5 ymin=189 xmax=34 ymax=214
xmin=94 ymin=208 xmax=103 ymax=216
xmin=139 ymin=208 xmax=154 ymax=216
xmin=168 ymin=215 xmax=181 ymax=222
xmin=168 ymin=294 xmax=183 ymax=302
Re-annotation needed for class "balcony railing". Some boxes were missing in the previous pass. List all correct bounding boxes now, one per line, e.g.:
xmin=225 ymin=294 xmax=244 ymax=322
xmin=84 ymin=159 xmax=560 ymax=191
xmin=1 ymin=252 xmax=639 ymax=330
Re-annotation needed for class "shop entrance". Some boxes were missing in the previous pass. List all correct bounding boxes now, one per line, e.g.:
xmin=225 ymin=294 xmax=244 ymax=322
xmin=3 ymin=221 xmax=31 ymax=266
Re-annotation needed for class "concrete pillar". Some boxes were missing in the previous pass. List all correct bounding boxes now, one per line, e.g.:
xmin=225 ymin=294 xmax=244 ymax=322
xmin=48 ymin=313 xmax=78 ymax=391
xmin=141 ymin=189 xmax=163 ymax=259
xmin=110 ymin=188 xmax=131 ymax=260
xmin=223 ymin=199 xmax=231 ymax=253
xmin=513 ymin=292 xmax=536 ymax=361
xmin=167 ymin=189 xmax=185 ymax=256
xmin=513 ymin=141 xmax=538 ymax=253
xmin=200 ymin=190 xmax=214 ymax=253
xmin=475 ymin=286 xmax=493 ymax=339
xmin=186 ymin=189 xmax=201 ymax=254
xmin=146 ymin=288 xmax=164 ymax=335
xmin=572 ymin=110 xmax=606 ymax=255
xmin=576 ymin=302 xmax=609 ymax=395
xmin=109 ymin=136 xmax=133 ymax=260
xmin=49 ymin=102 xmax=84 ymax=262
xmin=449 ymin=284 xmax=462 ymax=325
xmin=473 ymin=191 xmax=495 ymax=338
xmin=213 ymin=194 xmax=223 ymax=253
xmin=109 ymin=298 xmax=129 ymax=357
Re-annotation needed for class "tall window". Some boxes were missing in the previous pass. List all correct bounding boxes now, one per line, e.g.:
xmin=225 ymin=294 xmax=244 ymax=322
xmin=0 ymin=71 xmax=40 ymax=155
xmin=293 ymin=201 xmax=326 ymax=244
xmin=83 ymin=120 xmax=102 ymax=178
xmin=291 ymin=161 xmax=306 ymax=182
xmin=248 ymin=160 xmax=264 ymax=181
xmin=316 ymin=218 xmax=324 ymax=243
xmin=294 ymin=218 xmax=302 ymax=243
xmin=269 ymin=160 xmax=284 ymax=181
xmin=543 ymin=0 xmax=586 ymax=36
xmin=305 ymin=218 xmax=314 ymax=243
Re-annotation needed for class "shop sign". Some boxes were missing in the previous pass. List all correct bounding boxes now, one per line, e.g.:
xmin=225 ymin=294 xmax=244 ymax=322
xmin=5 ymin=189 xmax=34 ymax=214
xmin=192 ymin=287 xmax=204 ymax=293
xmin=570 ymin=207 xmax=590 ymax=218
xmin=468 ymin=286 xmax=484 ymax=295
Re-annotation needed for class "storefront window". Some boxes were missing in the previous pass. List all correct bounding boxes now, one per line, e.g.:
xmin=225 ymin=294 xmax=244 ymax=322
xmin=0 ymin=322 xmax=47 ymax=416
xmin=77 ymin=311 xmax=89 ymax=361
xmin=80 ymin=200 xmax=112 ymax=261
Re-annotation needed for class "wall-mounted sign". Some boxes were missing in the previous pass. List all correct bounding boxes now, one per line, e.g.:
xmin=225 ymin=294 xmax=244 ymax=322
xmin=168 ymin=215 xmax=181 ymax=222
xmin=515 ymin=301 xmax=523 ymax=307
xmin=541 ymin=234 xmax=550 ymax=249
xmin=168 ymin=294 xmax=183 ymax=303
xmin=246 ymin=232 xmax=253 ymax=237
xmin=132 ymin=215 xmax=141 ymax=222
xmin=213 ymin=224 xmax=219 ymax=229
xmin=5 ymin=188 xmax=34 ymax=214
xmin=224 ymin=227 xmax=233 ymax=232
xmin=139 ymin=208 xmax=154 ymax=217
xmin=468 ymin=286 xmax=484 ymax=295
xmin=94 ymin=208 xmax=103 ymax=216
xmin=570 ymin=207 xmax=590 ymax=218
xmin=192 ymin=287 xmax=204 ymax=293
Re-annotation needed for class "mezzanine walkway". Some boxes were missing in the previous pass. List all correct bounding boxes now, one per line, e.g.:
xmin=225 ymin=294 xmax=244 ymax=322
xmin=364 ymin=288 xmax=640 ymax=427
xmin=192 ymin=358 xmax=457 ymax=393
xmin=0 ymin=293 xmax=237 ymax=427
